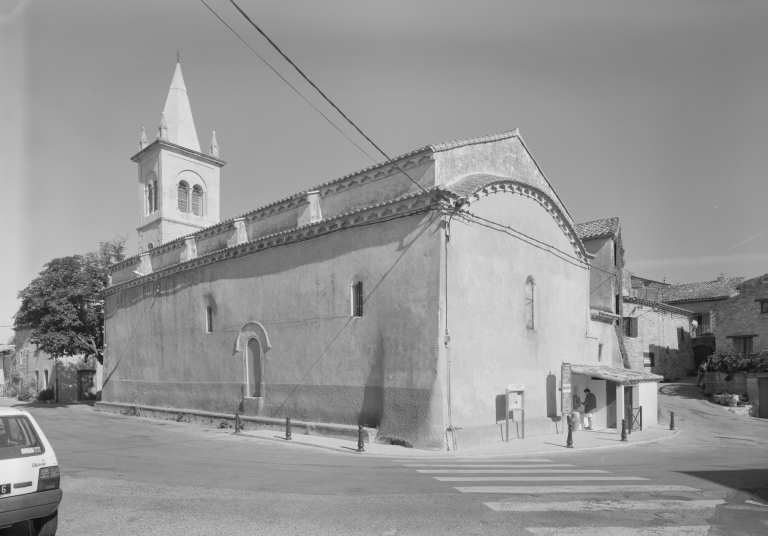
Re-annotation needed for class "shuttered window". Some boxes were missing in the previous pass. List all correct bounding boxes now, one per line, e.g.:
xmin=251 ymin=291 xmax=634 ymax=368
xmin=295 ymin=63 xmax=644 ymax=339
xmin=177 ymin=183 xmax=188 ymax=212
xmin=147 ymin=183 xmax=154 ymax=214
xmin=192 ymin=186 xmax=202 ymax=216
xmin=352 ymin=281 xmax=363 ymax=317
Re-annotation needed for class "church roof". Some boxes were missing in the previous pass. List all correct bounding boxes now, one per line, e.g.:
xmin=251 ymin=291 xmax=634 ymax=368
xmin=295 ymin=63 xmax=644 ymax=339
xmin=162 ymin=63 xmax=200 ymax=152
xmin=574 ymin=217 xmax=620 ymax=241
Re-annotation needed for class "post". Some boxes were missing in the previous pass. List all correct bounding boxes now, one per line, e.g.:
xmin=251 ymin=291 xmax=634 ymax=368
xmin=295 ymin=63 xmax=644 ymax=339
xmin=505 ymin=389 xmax=510 ymax=442
xmin=521 ymin=392 xmax=525 ymax=439
xmin=234 ymin=412 xmax=241 ymax=434
xmin=620 ymin=419 xmax=628 ymax=441
xmin=285 ymin=417 xmax=292 ymax=440
xmin=639 ymin=406 xmax=643 ymax=431
xmin=566 ymin=421 xmax=573 ymax=448
xmin=357 ymin=425 xmax=365 ymax=453
xmin=669 ymin=411 xmax=675 ymax=430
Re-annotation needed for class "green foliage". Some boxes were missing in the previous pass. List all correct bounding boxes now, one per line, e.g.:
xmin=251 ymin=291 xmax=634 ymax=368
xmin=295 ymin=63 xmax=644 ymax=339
xmin=37 ymin=388 xmax=55 ymax=402
xmin=14 ymin=237 xmax=126 ymax=364
xmin=17 ymin=389 xmax=34 ymax=402
xmin=709 ymin=349 xmax=768 ymax=374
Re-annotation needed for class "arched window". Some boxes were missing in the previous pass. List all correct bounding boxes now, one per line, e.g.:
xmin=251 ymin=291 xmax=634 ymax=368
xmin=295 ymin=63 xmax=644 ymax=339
xmin=351 ymin=281 xmax=363 ymax=317
xmin=147 ymin=182 xmax=154 ymax=214
xmin=147 ymin=243 xmax=155 ymax=251
xmin=525 ymin=277 xmax=535 ymax=329
xmin=177 ymin=181 xmax=189 ymax=212
xmin=34 ymin=370 xmax=40 ymax=389
xmin=153 ymin=181 xmax=158 ymax=212
xmin=206 ymin=306 xmax=213 ymax=333
xmin=246 ymin=338 xmax=262 ymax=398
xmin=191 ymin=185 xmax=203 ymax=216
xmin=43 ymin=369 xmax=49 ymax=389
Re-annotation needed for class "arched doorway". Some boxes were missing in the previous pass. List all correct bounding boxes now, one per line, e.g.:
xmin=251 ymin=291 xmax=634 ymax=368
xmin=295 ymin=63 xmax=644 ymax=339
xmin=693 ymin=346 xmax=714 ymax=369
xmin=246 ymin=338 xmax=262 ymax=398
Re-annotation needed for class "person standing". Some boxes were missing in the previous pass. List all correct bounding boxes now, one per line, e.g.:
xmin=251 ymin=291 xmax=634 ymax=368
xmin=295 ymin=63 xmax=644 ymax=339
xmin=697 ymin=360 xmax=708 ymax=389
xmin=582 ymin=389 xmax=597 ymax=430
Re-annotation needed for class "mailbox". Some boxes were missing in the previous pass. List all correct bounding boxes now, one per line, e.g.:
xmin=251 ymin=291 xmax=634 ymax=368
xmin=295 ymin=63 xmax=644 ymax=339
xmin=505 ymin=383 xmax=525 ymax=441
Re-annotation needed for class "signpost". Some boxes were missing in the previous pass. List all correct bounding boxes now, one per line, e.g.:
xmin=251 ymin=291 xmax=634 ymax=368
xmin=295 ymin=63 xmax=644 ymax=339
xmin=505 ymin=383 xmax=525 ymax=441
xmin=561 ymin=363 xmax=572 ymax=435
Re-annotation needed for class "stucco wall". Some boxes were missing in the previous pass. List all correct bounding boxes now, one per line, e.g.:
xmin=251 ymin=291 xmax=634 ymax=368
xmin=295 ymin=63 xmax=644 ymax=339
xmin=622 ymin=300 xmax=693 ymax=381
xmin=103 ymin=211 xmax=447 ymax=449
xmin=583 ymin=237 xmax=617 ymax=314
xmin=446 ymin=191 xmax=591 ymax=434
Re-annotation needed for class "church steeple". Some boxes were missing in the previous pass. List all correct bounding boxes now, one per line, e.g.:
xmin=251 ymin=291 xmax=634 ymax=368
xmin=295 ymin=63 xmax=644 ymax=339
xmin=161 ymin=62 xmax=200 ymax=151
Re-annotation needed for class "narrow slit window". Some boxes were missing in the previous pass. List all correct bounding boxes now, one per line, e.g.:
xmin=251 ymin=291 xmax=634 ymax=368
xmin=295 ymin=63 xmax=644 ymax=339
xmin=352 ymin=282 xmax=363 ymax=318
xmin=525 ymin=277 xmax=535 ymax=329
xmin=206 ymin=306 xmax=213 ymax=333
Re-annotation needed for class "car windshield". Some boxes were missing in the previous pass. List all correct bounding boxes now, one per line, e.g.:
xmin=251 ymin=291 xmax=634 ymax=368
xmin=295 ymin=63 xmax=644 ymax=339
xmin=0 ymin=416 xmax=45 ymax=460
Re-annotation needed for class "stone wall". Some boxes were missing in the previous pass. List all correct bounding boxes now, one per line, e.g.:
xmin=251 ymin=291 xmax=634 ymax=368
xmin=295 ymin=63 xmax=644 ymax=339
xmin=622 ymin=298 xmax=694 ymax=380
xmin=714 ymin=274 xmax=768 ymax=352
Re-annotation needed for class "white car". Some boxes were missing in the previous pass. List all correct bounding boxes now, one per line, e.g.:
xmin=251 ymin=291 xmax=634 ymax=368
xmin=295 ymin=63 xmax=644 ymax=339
xmin=0 ymin=407 xmax=61 ymax=535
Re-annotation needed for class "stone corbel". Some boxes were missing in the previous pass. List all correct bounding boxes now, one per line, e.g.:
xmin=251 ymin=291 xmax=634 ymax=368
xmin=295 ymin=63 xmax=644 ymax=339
xmin=298 ymin=190 xmax=323 ymax=227
xmin=181 ymin=237 xmax=198 ymax=262
xmin=228 ymin=218 xmax=248 ymax=248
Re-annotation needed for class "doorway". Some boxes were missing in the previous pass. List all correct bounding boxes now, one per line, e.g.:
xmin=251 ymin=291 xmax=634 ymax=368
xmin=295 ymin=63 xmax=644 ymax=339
xmin=606 ymin=381 xmax=617 ymax=428
xmin=693 ymin=346 xmax=714 ymax=370
xmin=246 ymin=338 xmax=262 ymax=398
xmin=77 ymin=370 xmax=97 ymax=400
xmin=759 ymin=378 xmax=768 ymax=419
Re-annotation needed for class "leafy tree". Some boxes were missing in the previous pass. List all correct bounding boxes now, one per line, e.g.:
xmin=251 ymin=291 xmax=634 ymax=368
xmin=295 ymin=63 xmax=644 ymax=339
xmin=14 ymin=237 xmax=126 ymax=364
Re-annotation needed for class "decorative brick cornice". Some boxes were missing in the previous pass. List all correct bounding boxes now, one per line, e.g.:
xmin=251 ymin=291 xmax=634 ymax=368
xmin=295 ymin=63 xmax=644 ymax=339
xmin=103 ymin=190 xmax=447 ymax=296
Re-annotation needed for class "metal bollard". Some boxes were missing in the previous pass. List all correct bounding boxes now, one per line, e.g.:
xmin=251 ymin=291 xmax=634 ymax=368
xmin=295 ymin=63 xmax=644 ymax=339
xmin=357 ymin=425 xmax=365 ymax=453
xmin=566 ymin=422 xmax=573 ymax=448
xmin=669 ymin=412 xmax=675 ymax=430
xmin=620 ymin=419 xmax=628 ymax=442
xmin=286 ymin=417 xmax=292 ymax=440
xmin=234 ymin=412 xmax=241 ymax=434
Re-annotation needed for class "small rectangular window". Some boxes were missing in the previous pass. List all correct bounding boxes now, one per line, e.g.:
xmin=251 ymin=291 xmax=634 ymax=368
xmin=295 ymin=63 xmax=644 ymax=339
xmin=206 ymin=306 xmax=213 ymax=333
xmin=761 ymin=302 xmax=768 ymax=314
xmin=598 ymin=343 xmax=604 ymax=362
xmin=623 ymin=317 xmax=633 ymax=338
xmin=352 ymin=282 xmax=363 ymax=318
xmin=644 ymin=352 xmax=655 ymax=367
xmin=733 ymin=336 xmax=754 ymax=354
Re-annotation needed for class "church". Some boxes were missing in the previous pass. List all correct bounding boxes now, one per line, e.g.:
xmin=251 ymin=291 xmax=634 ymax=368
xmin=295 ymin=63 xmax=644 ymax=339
xmin=98 ymin=63 xmax=661 ymax=450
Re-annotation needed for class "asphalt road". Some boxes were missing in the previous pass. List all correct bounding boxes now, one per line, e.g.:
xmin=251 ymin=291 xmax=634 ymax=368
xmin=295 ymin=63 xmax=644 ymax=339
xmin=2 ymin=380 xmax=768 ymax=535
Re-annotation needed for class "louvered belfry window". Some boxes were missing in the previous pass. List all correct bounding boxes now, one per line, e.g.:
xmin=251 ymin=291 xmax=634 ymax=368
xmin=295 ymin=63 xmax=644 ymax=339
xmin=177 ymin=182 xmax=189 ymax=212
xmin=153 ymin=181 xmax=158 ymax=212
xmin=191 ymin=186 xmax=202 ymax=216
xmin=147 ymin=183 xmax=154 ymax=214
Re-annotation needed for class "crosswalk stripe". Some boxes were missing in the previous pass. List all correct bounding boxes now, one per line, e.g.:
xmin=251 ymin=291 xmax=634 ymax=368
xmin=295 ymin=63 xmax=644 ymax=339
xmin=455 ymin=485 xmax=700 ymax=493
xmin=525 ymin=527 xmax=710 ymax=535
xmin=437 ymin=476 xmax=647 ymax=482
xmin=393 ymin=458 xmax=553 ymax=463
xmin=404 ymin=464 xmax=574 ymax=468
xmin=485 ymin=500 xmax=725 ymax=512
xmin=416 ymin=469 xmax=608 ymax=474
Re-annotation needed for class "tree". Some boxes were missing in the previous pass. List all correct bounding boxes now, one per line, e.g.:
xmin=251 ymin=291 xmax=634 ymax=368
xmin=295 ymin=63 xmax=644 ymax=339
xmin=14 ymin=237 xmax=127 ymax=364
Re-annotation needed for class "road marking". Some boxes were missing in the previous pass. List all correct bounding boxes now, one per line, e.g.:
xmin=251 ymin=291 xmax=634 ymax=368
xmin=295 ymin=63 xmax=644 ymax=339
xmin=394 ymin=458 xmax=554 ymax=463
xmin=525 ymin=527 xmax=710 ymax=535
xmin=404 ymin=464 xmax=574 ymax=469
xmin=417 ymin=469 xmax=609 ymax=474
xmin=485 ymin=500 xmax=725 ymax=511
xmin=437 ymin=476 xmax=648 ymax=482
xmin=455 ymin=485 xmax=700 ymax=493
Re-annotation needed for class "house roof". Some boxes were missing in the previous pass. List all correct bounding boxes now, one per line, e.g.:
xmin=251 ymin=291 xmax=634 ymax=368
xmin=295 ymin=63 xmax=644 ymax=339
xmin=623 ymin=296 xmax=692 ymax=316
xmin=574 ymin=217 xmax=620 ymax=241
xmin=659 ymin=277 xmax=745 ymax=303
xmin=570 ymin=363 xmax=662 ymax=385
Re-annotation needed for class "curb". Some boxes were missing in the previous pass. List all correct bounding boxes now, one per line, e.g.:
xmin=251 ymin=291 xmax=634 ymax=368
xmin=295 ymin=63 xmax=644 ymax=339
xmin=236 ymin=428 xmax=682 ymax=458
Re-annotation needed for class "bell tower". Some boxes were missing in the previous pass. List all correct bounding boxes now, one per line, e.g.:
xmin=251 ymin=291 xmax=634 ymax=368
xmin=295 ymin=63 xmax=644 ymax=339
xmin=131 ymin=61 xmax=225 ymax=252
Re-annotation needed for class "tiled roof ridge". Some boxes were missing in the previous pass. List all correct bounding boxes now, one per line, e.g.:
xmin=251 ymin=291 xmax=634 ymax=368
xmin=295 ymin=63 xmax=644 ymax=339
xmin=574 ymin=217 xmax=620 ymax=240
xmin=112 ymin=129 xmax=523 ymax=270
xmin=624 ymin=296 xmax=692 ymax=316
xmin=105 ymin=188 xmax=449 ymax=293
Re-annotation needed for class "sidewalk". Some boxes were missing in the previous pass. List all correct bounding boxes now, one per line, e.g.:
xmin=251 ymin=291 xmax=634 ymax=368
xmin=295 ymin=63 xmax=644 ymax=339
xmin=240 ymin=425 xmax=679 ymax=458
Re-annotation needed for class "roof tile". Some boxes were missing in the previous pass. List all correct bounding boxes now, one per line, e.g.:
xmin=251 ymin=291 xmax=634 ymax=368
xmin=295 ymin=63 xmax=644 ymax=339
xmin=574 ymin=217 xmax=620 ymax=240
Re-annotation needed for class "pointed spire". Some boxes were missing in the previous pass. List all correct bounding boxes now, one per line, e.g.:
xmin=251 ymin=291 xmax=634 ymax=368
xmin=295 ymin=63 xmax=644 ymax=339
xmin=210 ymin=131 xmax=219 ymax=157
xmin=139 ymin=127 xmax=148 ymax=150
xmin=161 ymin=62 xmax=200 ymax=151
xmin=157 ymin=113 xmax=168 ymax=140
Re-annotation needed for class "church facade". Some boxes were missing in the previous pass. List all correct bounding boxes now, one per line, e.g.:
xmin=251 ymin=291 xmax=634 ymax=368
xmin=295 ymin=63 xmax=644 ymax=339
xmin=99 ymin=63 xmax=660 ymax=449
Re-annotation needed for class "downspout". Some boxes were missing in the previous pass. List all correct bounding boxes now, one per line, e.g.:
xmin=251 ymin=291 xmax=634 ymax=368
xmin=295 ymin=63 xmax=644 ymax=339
xmin=444 ymin=201 xmax=464 ymax=451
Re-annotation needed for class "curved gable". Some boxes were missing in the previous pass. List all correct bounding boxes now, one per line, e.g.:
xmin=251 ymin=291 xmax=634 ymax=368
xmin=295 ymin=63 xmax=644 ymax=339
xmin=445 ymin=174 xmax=589 ymax=263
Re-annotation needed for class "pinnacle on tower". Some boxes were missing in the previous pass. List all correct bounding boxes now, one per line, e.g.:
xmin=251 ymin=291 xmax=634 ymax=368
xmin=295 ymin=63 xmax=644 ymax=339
xmin=210 ymin=131 xmax=219 ymax=157
xmin=160 ymin=62 xmax=200 ymax=151
xmin=139 ymin=127 xmax=148 ymax=150
xmin=157 ymin=113 xmax=168 ymax=140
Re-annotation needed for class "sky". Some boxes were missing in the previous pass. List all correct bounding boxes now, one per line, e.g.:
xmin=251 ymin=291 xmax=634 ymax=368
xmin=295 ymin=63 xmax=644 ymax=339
xmin=2 ymin=0 xmax=767 ymax=342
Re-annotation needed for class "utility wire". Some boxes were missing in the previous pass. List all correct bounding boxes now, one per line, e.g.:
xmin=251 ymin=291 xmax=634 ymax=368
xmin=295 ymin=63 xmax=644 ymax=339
xmin=200 ymin=0 xmax=379 ymax=163
xmin=226 ymin=0 xmax=437 ymax=201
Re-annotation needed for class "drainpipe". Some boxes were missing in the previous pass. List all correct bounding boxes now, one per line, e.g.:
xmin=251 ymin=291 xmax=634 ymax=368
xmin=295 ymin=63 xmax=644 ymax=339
xmin=444 ymin=202 xmax=464 ymax=451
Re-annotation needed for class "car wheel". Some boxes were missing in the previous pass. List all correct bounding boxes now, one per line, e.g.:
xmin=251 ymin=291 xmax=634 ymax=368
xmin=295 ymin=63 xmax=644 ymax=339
xmin=29 ymin=510 xmax=58 ymax=536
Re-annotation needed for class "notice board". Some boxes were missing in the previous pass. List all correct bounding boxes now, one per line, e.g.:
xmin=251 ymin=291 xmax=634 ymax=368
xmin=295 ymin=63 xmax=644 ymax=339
xmin=561 ymin=363 xmax=572 ymax=415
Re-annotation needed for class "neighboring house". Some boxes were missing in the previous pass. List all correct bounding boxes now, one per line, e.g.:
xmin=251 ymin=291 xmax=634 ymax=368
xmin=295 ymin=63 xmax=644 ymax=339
xmin=9 ymin=329 xmax=102 ymax=403
xmin=100 ymin=63 xmax=661 ymax=450
xmin=574 ymin=217 xmax=627 ymax=369
xmin=714 ymin=274 xmax=768 ymax=354
xmin=621 ymin=296 xmax=693 ymax=381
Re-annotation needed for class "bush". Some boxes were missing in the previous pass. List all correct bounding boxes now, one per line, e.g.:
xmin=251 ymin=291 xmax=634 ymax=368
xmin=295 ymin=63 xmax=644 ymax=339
xmin=17 ymin=389 xmax=35 ymax=402
xmin=709 ymin=350 xmax=768 ymax=374
xmin=37 ymin=388 xmax=54 ymax=402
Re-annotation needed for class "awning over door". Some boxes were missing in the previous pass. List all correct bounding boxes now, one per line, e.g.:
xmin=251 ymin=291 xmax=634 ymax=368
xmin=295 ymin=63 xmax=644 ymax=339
xmin=570 ymin=363 xmax=662 ymax=385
